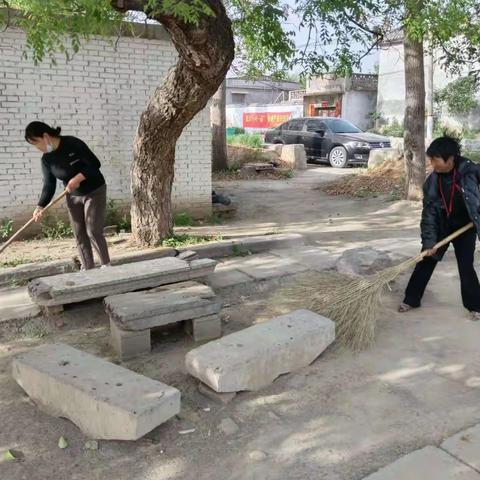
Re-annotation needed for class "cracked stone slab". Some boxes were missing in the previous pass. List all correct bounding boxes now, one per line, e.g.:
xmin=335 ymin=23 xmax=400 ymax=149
xmin=185 ymin=309 xmax=335 ymax=392
xmin=12 ymin=343 xmax=181 ymax=440
xmin=105 ymin=281 xmax=222 ymax=331
xmin=28 ymin=257 xmax=216 ymax=306
xmin=362 ymin=446 xmax=480 ymax=480
xmin=269 ymin=246 xmax=340 ymax=271
xmin=442 ymin=424 xmax=480 ymax=472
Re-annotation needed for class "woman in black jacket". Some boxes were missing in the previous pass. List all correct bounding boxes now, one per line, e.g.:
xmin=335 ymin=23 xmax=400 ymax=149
xmin=399 ymin=136 xmax=480 ymax=319
xmin=25 ymin=121 xmax=111 ymax=270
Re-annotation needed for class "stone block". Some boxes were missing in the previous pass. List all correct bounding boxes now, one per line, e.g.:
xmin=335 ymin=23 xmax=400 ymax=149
xmin=12 ymin=343 xmax=181 ymax=440
xmin=185 ymin=314 xmax=222 ymax=341
xmin=185 ymin=309 xmax=335 ymax=392
xmin=441 ymin=424 xmax=480 ymax=471
xmin=336 ymin=247 xmax=393 ymax=276
xmin=270 ymin=246 xmax=339 ymax=272
xmin=0 ymin=259 xmax=77 ymax=286
xmin=110 ymin=318 xmax=151 ymax=360
xmin=362 ymin=446 xmax=480 ymax=480
xmin=280 ymin=144 xmax=307 ymax=170
xmin=28 ymin=257 xmax=217 ymax=307
xmin=105 ymin=281 xmax=221 ymax=331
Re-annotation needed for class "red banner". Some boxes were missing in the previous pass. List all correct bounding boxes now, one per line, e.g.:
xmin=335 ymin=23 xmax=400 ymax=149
xmin=243 ymin=112 xmax=292 ymax=128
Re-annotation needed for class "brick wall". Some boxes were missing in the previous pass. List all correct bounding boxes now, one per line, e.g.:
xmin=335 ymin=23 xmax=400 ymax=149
xmin=0 ymin=25 xmax=212 ymax=228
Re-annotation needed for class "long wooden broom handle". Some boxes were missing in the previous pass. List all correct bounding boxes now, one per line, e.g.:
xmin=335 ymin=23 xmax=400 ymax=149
xmin=0 ymin=190 xmax=68 ymax=255
xmin=418 ymin=222 xmax=475 ymax=260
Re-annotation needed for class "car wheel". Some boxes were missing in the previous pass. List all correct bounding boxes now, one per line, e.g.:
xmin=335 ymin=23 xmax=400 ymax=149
xmin=329 ymin=146 xmax=348 ymax=168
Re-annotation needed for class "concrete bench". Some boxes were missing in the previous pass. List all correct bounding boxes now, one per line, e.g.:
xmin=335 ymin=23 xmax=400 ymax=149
xmin=28 ymin=257 xmax=216 ymax=313
xmin=105 ymin=281 xmax=222 ymax=359
xmin=12 ymin=343 xmax=180 ymax=440
xmin=185 ymin=309 xmax=335 ymax=393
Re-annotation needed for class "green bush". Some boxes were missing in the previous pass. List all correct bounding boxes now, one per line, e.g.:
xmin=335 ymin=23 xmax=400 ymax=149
xmin=42 ymin=215 xmax=73 ymax=240
xmin=161 ymin=233 xmax=222 ymax=248
xmin=379 ymin=119 xmax=404 ymax=137
xmin=0 ymin=218 xmax=13 ymax=240
xmin=227 ymin=133 xmax=264 ymax=149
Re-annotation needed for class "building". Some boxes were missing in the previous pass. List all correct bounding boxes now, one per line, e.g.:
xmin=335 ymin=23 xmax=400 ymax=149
xmin=226 ymin=77 xmax=300 ymax=106
xmin=0 ymin=22 xmax=212 ymax=227
xmin=303 ymin=74 xmax=378 ymax=131
xmin=376 ymin=31 xmax=480 ymax=130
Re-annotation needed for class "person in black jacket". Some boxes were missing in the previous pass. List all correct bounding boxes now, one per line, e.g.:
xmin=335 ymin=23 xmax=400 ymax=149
xmin=25 ymin=121 xmax=110 ymax=270
xmin=399 ymin=136 xmax=480 ymax=320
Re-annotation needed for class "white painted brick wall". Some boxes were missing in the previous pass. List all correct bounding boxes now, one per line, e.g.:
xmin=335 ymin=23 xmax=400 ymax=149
xmin=0 ymin=27 xmax=212 ymax=226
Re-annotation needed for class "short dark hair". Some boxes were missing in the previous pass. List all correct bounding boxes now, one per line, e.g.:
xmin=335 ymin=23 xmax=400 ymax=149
xmin=426 ymin=136 xmax=461 ymax=162
xmin=25 ymin=122 xmax=61 ymax=142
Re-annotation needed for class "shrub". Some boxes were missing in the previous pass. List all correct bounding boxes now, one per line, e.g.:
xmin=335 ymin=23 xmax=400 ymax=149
xmin=227 ymin=133 xmax=264 ymax=149
xmin=0 ymin=218 xmax=13 ymax=240
xmin=42 ymin=215 xmax=73 ymax=239
xmin=174 ymin=212 xmax=194 ymax=227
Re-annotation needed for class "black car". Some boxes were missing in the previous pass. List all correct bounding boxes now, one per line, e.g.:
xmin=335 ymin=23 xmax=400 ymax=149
xmin=264 ymin=117 xmax=391 ymax=168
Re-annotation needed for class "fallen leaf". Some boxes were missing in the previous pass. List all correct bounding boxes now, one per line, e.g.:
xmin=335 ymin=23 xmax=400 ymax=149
xmin=3 ymin=450 xmax=16 ymax=461
xmin=58 ymin=436 xmax=69 ymax=449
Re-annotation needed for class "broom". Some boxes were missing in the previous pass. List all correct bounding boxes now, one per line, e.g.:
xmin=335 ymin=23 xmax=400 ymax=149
xmin=0 ymin=190 xmax=68 ymax=255
xmin=282 ymin=222 xmax=474 ymax=351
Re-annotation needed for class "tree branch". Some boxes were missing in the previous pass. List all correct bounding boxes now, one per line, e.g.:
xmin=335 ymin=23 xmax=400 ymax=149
xmin=111 ymin=0 xmax=147 ymax=13
xmin=1 ymin=0 xmax=12 ymax=33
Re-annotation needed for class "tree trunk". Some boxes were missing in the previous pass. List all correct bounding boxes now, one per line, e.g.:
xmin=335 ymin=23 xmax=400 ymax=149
xmin=403 ymin=33 xmax=426 ymax=201
xmin=211 ymin=79 xmax=228 ymax=171
xmin=112 ymin=0 xmax=234 ymax=245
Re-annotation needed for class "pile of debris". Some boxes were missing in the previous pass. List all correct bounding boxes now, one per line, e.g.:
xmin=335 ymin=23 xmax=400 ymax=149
xmin=321 ymin=159 xmax=406 ymax=199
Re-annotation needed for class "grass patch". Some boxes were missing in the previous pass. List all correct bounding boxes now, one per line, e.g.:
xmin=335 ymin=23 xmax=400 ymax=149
xmin=231 ymin=244 xmax=252 ymax=257
xmin=161 ymin=233 xmax=222 ymax=248
xmin=174 ymin=212 xmax=194 ymax=227
xmin=42 ymin=216 xmax=73 ymax=240
xmin=0 ymin=218 xmax=13 ymax=240
xmin=227 ymin=133 xmax=264 ymax=149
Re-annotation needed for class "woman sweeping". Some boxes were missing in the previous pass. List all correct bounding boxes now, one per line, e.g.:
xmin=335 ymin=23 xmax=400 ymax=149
xmin=25 ymin=121 xmax=111 ymax=270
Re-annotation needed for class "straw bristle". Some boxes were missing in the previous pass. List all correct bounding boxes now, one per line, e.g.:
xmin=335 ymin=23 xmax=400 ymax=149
xmin=278 ymin=256 xmax=420 ymax=350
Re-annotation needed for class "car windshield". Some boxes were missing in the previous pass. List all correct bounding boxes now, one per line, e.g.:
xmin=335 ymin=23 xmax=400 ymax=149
xmin=325 ymin=119 xmax=362 ymax=133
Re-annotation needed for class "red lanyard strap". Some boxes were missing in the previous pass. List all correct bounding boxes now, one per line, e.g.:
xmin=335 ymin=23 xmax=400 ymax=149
xmin=438 ymin=168 xmax=460 ymax=217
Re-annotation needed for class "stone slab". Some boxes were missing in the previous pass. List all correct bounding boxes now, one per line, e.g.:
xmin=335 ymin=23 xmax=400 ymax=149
xmin=224 ymin=254 xmax=308 ymax=281
xmin=12 ymin=343 xmax=181 ymax=440
xmin=280 ymin=144 xmax=307 ymax=170
xmin=198 ymin=382 xmax=237 ymax=404
xmin=207 ymin=262 xmax=254 ymax=290
xmin=363 ymin=446 xmax=480 ymax=479
xmin=269 ymin=246 xmax=339 ymax=272
xmin=0 ymin=259 xmax=77 ymax=286
xmin=110 ymin=247 xmax=176 ymax=266
xmin=28 ymin=257 xmax=217 ymax=306
xmin=0 ymin=286 xmax=41 ymax=323
xmin=177 ymin=233 xmax=304 ymax=259
xmin=105 ymin=281 xmax=221 ymax=331
xmin=442 ymin=424 xmax=480 ymax=471
xmin=185 ymin=309 xmax=335 ymax=392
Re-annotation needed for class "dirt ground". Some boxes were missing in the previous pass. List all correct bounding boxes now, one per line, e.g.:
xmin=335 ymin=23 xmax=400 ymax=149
xmin=2 ymin=166 xmax=480 ymax=480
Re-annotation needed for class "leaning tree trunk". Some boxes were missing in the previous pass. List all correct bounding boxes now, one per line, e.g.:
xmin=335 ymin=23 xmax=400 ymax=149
xmin=403 ymin=32 xmax=426 ymax=201
xmin=113 ymin=0 xmax=234 ymax=246
xmin=211 ymin=79 xmax=228 ymax=171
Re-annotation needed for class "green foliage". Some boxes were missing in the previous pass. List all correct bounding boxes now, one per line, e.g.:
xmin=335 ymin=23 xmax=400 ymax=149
xmin=106 ymin=199 xmax=131 ymax=232
xmin=174 ymin=212 xmax=194 ymax=226
xmin=227 ymin=134 xmax=263 ymax=148
xmin=434 ymin=76 xmax=480 ymax=116
xmin=464 ymin=150 xmax=480 ymax=163
xmin=146 ymin=0 xmax=214 ymax=24
xmin=42 ymin=215 xmax=73 ymax=240
xmin=161 ymin=233 xmax=222 ymax=248
xmin=379 ymin=119 xmax=404 ymax=137
xmin=0 ymin=218 xmax=13 ymax=240
xmin=231 ymin=244 xmax=252 ymax=257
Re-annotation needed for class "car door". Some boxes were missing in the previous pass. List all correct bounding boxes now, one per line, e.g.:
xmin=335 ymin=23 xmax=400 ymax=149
xmin=304 ymin=119 xmax=327 ymax=157
xmin=283 ymin=118 xmax=305 ymax=145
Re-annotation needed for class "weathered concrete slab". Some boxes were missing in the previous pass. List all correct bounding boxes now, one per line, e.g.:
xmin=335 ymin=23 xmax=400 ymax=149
xmin=207 ymin=262 xmax=254 ymax=291
xmin=362 ymin=446 xmax=480 ymax=480
xmin=0 ymin=286 xmax=41 ymax=323
xmin=185 ymin=309 xmax=335 ymax=392
xmin=336 ymin=247 xmax=393 ymax=276
xmin=28 ymin=257 xmax=217 ymax=306
xmin=12 ymin=343 xmax=181 ymax=440
xmin=442 ymin=424 xmax=480 ymax=471
xmin=110 ymin=247 xmax=176 ymax=266
xmin=177 ymin=233 xmax=304 ymax=259
xmin=185 ymin=314 xmax=222 ymax=342
xmin=269 ymin=246 xmax=339 ymax=272
xmin=280 ymin=144 xmax=307 ymax=170
xmin=0 ymin=259 xmax=77 ymax=286
xmin=105 ymin=281 xmax=221 ymax=331
xmin=110 ymin=319 xmax=151 ymax=360
xmin=225 ymin=254 xmax=308 ymax=281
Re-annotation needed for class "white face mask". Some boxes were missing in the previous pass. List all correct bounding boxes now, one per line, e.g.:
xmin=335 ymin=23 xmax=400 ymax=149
xmin=45 ymin=138 xmax=53 ymax=153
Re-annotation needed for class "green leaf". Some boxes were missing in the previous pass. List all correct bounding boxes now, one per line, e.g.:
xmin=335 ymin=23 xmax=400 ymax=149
xmin=3 ymin=450 xmax=16 ymax=461
xmin=58 ymin=436 xmax=69 ymax=449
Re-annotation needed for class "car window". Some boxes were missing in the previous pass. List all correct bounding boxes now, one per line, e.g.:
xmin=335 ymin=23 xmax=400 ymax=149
xmin=306 ymin=120 xmax=327 ymax=132
xmin=324 ymin=118 xmax=362 ymax=133
xmin=287 ymin=119 xmax=305 ymax=131
xmin=277 ymin=121 xmax=290 ymax=130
